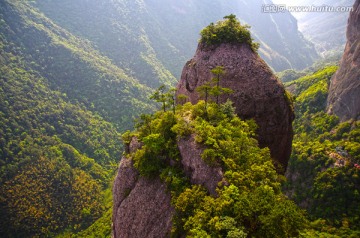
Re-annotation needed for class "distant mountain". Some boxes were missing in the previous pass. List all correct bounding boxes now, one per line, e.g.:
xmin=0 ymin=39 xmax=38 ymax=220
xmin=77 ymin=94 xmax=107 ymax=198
xmin=278 ymin=0 xmax=354 ymax=55
xmin=33 ymin=0 xmax=317 ymax=75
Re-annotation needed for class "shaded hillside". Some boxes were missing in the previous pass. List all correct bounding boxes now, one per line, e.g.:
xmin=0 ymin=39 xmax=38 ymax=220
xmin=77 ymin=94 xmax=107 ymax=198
xmin=33 ymin=0 xmax=317 ymax=74
xmin=0 ymin=0 xmax=153 ymax=131
xmin=0 ymin=26 xmax=118 ymax=237
xmin=0 ymin=0 xmax=156 ymax=236
xmin=31 ymin=0 xmax=177 ymax=88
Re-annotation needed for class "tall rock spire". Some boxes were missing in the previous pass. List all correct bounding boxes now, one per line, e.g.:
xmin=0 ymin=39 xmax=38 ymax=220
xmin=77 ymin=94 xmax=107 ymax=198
xmin=176 ymin=41 xmax=294 ymax=171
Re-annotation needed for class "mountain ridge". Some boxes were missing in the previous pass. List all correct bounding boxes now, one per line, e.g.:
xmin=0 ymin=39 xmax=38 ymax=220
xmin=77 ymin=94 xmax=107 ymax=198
xmin=33 ymin=0 xmax=318 ymax=75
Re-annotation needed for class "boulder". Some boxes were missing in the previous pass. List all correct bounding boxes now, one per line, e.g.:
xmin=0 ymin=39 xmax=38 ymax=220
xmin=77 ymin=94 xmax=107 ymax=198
xmin=177 ymin=42 xmax=294 ymax=171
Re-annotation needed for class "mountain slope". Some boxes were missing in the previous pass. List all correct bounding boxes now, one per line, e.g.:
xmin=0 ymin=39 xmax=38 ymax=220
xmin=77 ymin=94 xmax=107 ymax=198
xmin=0 ymin=29 xmax=118 ymax=237
xmin=0 ymin=0 xmax=158 ymax=236
xmin=33 ymin=0 xmax=317 ymax=74
xmin=0 ymin=0 xmax=153 ymax=131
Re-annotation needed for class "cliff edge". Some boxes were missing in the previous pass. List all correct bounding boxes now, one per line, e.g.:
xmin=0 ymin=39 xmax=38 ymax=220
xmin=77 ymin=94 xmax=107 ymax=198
xmin=327 ymin=0 xmax=360 ymax=121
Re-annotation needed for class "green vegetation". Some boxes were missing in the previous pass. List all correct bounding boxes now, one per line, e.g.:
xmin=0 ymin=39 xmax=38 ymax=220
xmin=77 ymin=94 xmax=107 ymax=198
xmin=277 ymin=56 xmax=341 ymax=83
xmin=196 ymin=66 xmax=233 ymax=113
xmin=284 ymin=66 xmax=360 ymax=237
xmin=0 ymin=28 xmax=121 ymax=236
xmin=125 ymin=91 xmax=306 ymax=237
xmin=277 ymin=69 xmax=307 ymax=83
xmin=56 ymin=188 xmax=113 ymax=238
xmin=200 ymin=14 xmax=260 ymax=52
xmin=0 ymin=0 xmax=156 ymax=236
xmin=31 ymin=0 xmax=177 ymax=87
xmin=0 ymin=0 xmax=153 ymax=131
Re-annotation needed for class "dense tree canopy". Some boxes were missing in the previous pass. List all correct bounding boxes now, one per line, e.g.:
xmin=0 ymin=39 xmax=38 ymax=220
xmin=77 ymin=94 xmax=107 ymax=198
xmin=0 ymin=3 xmax=126 ymax=236
xmin=284 ymin=66 xmax=360 ymax=237
xmin=200 ymin=14 xmax=260 ymax=52
xmin=125 ymin=96 xmax=307 ymax=237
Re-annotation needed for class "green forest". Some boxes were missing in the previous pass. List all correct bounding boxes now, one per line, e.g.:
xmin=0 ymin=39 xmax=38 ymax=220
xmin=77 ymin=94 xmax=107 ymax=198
xmin=126 ymin=93 xmax=306 ymax=237
xmin=0 ymin=19 xmax=118 ymax=238
xmin=0 ymin=0 xmax=153 ymax=237
xmin=284 ymin=66 xmax=360 ymax=237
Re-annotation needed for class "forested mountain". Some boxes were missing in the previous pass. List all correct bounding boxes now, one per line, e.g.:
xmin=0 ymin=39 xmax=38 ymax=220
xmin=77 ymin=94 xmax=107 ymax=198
xmin=0 ymin=0 xmax=153 ymax=236
xmin=0 ymin=0 xmax=153 ymax=131
xmin=0 ymin=25 xmax=116 ymax=237
xmin=33 ymin=0 xmax=317 ymax=76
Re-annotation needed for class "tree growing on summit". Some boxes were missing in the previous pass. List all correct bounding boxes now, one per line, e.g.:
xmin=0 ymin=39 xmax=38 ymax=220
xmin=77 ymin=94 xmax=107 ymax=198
xmin=196 ymin=66 xmax=233 ymax=114
xmin=196 ymin=81 xmax=212 ymax=113
xmin=150 ymin=85 xmax=176 ymax=113
xmin=200 ymin=14 xmax=260 ymax=52
xmin=210 ymin=66 xmax=233 ymax=105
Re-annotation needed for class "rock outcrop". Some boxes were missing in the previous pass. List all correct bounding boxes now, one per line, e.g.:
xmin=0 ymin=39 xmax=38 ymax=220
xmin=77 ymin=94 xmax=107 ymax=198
xmin=177 ymin=43 xmax=294 ymax=171
xmin=178 ymin=135 xmax=224 ymax=196
xmin=112 ymin=37 xmax=295 ymax=238
xmin=112 ymin=138 xmax=174 ymax=238
xmin=112 ymin=136 xmax=224 ymax=237
xmin=327 ymin=0 xmax=360 ymax=121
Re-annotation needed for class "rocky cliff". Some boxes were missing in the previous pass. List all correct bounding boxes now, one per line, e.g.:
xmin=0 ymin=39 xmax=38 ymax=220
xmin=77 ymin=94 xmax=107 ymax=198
xmin=177 ymin=42 xmax=294 ymax=171
xmin=112 ymin=19 xmax=296 ymax=237
xmin=327 ymin=0 xmax=360 ymax=121
xmin=112 ymin=138 xmax=174 ymax=238
xmin=112 ymin=136 xmax=225 ymax=237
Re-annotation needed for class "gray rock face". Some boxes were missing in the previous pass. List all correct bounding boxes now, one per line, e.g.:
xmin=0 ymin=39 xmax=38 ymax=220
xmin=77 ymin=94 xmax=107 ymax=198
xmin=178 ymin=135 xmax=223 ymax=196
xmin=112 ymin=137 xmax=174 ymax=238
xmin=176 ymin=43 xmax=294 ymax=171
xmin=112 ymin=157 xmax=174 ymax=238
xmin=112 ymin=135 xmax=225 ymax=237
xmin=327 ymin=0 xmax=360 ymax=121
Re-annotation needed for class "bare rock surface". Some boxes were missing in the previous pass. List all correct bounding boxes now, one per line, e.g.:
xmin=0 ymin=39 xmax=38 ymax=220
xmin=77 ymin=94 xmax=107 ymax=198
xmin=112 ymin=134 xmax=226 ymax=237
xmin=327 ymin=0 xmax=360 ymax=121
xmin=112 ymin=156 xmax=174 ymax=238
xmin=177 ymin=135 xmax=223 ymax=196
xmin=177 ymin=43 xmax=294 ymax=170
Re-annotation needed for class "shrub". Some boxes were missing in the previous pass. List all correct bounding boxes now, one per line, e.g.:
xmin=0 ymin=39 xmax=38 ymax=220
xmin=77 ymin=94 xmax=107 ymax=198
xmin=200 ymin=14 xmax=259 ymax=52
